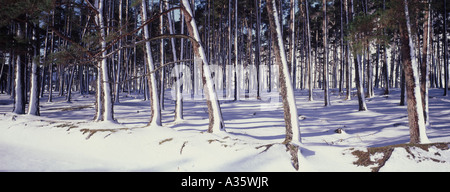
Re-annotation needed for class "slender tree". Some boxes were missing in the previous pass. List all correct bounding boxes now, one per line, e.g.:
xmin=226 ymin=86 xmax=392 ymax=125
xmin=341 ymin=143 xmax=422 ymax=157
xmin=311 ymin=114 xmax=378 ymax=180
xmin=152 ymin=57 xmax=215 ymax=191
xmin=142 ymin=0 xmax=162 ymax=127
xmin=305 ymin=0 xmax=314 ymax=101
xmin=234 ymin=0 xmax=240 ymax=101
xmin=323 ymin=0 xmax=331 ymax=106
xmin=266 ymin=0 xmax=301 ymax=145
xmin=181 ymin=0 xmax=225 ymax=133
xmin=399 ymin=0 xmax=430 ymax=144
xmin=421 ymin=0 xmax=431 ymax=127
xmin=444 ymin=0 xmax=448 ymax=96
xmin=28 ymin=26 xmax=40 ymax=116
xmin=96 ymin=0 xmax=114 ymax=122
xmin=12 ymin=22 xmax=25 ymax=115
xmin=267 ymin=0 xmax=301 ymax=170
xmin=165 ymin=0 xmax=183 ymax=121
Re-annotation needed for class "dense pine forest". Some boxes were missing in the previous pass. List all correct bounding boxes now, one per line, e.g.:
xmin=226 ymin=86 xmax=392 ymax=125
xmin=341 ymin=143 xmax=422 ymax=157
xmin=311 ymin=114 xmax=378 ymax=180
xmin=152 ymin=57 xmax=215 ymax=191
xmin=0 ymin=0 xmax=450 ymax=172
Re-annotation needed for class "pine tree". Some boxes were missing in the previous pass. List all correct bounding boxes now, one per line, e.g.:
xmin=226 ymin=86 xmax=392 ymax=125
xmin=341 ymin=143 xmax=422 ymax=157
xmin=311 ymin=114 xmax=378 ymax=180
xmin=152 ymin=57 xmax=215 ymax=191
xmin=142 ymin=0 xmax=162 ymax=127
xmin=181 ymin=0 xmax=225 ymax=133
xmin=399 ymin=0 xmax=430 ymax=144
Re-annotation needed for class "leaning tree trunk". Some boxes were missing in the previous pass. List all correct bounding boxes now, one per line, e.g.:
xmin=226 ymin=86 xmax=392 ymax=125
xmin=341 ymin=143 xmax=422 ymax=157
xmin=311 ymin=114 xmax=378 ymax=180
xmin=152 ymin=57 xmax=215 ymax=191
xmin=266 ymin=0 xmax=301 ymax=144
xmin=181 ymin=0 xmax=225 ymax=133
xmin=399 ymin=0 xmax=430 ymax=144
xmin=267 ymin=0 xmax=301 ymax=170
xmin=142 ymin=0 xmax=162 ymax=126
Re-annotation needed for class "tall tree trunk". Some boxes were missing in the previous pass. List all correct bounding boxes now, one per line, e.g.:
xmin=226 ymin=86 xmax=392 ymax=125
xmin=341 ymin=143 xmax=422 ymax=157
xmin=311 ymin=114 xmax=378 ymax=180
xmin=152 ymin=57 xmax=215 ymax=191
xmin=28 ymin=25 xmax=40 ymax=116
xmin=345 ymin=0 xmax=352 ymax=100
xmin=181 ymin=0 xmax=225 ymax=133
xmin=399 ymin=0 xmax=430 ymax=144
xmin=339 ymin=0 xmax=345 ymax=95
xmin=323 ymin=0 xmax=330 ymax=106
xmin=142 ymin=0 xmax=162 ymax=126
xmin=48 ymin=10 xmax=55 ymax=103
xmin=166 ymin=1 xmax=183 ymax=121
xmin=420 ymin=1 xmax=431 ymax=127
xmin=234 ymin=0 xmax=240 ymax=101
xmin=160 ymin=0 xmax=165 ymax=110
xmin=444 ymin=0 xmax=448 ymax=96
xmin=305 ymin=0 xmax=313 ymax=101
xmin=289 ymin=0 xmax=296 ymax=90
xmin=13 ymin=22 xmax=25 ymax=115
xmin=114 ymin=0 xmax=123 ymax=104
xmin=97 ymin=0 xmax=114 ymax=122
xmin=267 ymin=0 xmax=301 ymax=171
xmin=227 ymin=0 xmax=233 ymax=99
xmin=255 ymin=0 xmax=262 ymax=98
xmin=355 ymin=53 xmax=368 ymax=111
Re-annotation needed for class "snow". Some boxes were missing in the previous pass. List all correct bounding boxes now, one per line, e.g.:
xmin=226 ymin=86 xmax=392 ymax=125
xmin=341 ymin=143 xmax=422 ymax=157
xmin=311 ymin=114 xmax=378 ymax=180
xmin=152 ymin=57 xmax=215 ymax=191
xmin=1 ymin=88 xmax=450 ymax=172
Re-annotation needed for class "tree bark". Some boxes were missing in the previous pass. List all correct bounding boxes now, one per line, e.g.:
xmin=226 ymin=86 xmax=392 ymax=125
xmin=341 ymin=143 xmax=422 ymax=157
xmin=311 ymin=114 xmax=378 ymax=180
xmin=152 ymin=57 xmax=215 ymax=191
xmin=13 ymin=22 xmax=25 ymax=115
xmin=444 ymin=0 xmax=448 ymax=96
xmin=355 ymin=53 xmax=368 ymax=111
xmin=181 ymin=0 xmax=225 ymax=133
xmin=305 ymin=0 xmax=314 ymax=101
xmin=323 ymin=0 xmax=331 ymax=106
xmin=266 ymin=0 xmax=301 ymax=145
xmin=166 ymin=0 xmax=183 ymax=121
xmin=420 ymin=1 xmax=431 ymax=127
xmin=142 ymin=0 xmax=162 ymax=126
xmin=97 ymin=0 xmax=114 ymax=122
xmin=234 ymin=0 xmax=240 ymax=101
xmin=28 ymin=25 xmax=40 ymax=116
xmin=399 ymin=0 xmax=430 ymax=144
xmin=255 ymin=0 xmax=262 ymax=98
xmin=267 ymin=0 xmax=302 ymax=171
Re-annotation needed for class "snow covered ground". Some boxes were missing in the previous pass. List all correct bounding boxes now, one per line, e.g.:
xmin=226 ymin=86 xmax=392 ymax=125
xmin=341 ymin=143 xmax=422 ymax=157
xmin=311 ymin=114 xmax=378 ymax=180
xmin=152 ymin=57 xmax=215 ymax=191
xmin=1 ymin=88 xmax=450 ymax=172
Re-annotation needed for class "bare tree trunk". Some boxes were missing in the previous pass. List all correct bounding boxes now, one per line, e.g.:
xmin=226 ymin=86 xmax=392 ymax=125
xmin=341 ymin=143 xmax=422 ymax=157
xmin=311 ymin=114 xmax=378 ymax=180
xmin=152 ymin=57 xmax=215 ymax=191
xmin=323 ymin=0 xmax=331 ymax=106
xmin=305 ymin=0 xmax=313 ymax=101
xmin=420 ymin=1 xmax=431 ymax=127
xmin=345 ymin=0 xmax=352 ymax=100
xmin=181 ymin=0 xmax=225 ymax=133
xmin=289 ymin=0 xmax=296 ymax=90
xmin=266 ymin=0 xmax=301 ymax=145
xmin=227 ymin=0 xmax=233 ymax=99
xmin=255 ymin=0 xmax=262 ymax=98
xmin=114 ymin=0 xmax=123 ymax=104
xmin=355 ymin=53 xmax=368 ymax=111
xmin=28 ymin=25 xmax=40 ymax=116
xmin=48 ymin=9 xmax=55 ymax=103
xmin=234 ymin=0 xmax=240 ymax=101
xmin=444 ymin=0 xmax=448 ymax=96
xmin=267 ymin=0 xmax=301 ymax=170
xmin=13 ymin=22 xmax=25 ymax=115
xmin=142 ymin=0 xmax=162 ymax=126
xmin=160 ymin=0 xmax=165 ymax=110
xmin=399 ymin=0 xmax=430 ymax=144
xmin=96 ymin=0 xmax=114 ymax=122
xmin=165 ymin=1 xmax=183 ymax=121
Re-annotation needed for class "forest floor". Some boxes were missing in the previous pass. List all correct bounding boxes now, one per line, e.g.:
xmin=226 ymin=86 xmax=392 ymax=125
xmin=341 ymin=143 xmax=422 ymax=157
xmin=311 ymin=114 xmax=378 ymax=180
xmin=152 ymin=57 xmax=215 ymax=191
xmin=1 ymin=88 xmax=450 ymax=172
